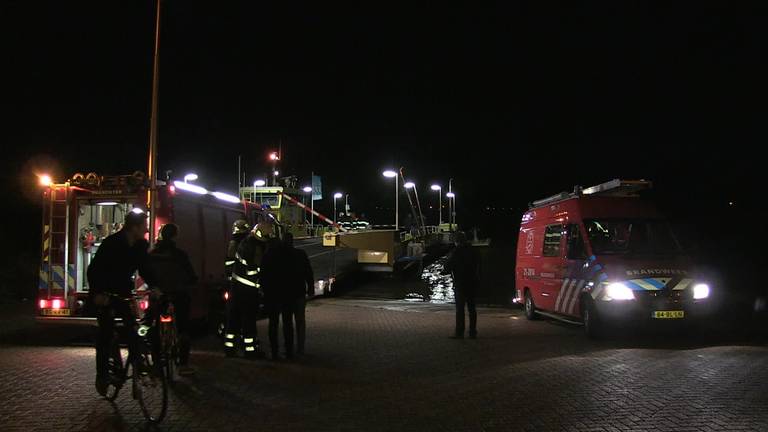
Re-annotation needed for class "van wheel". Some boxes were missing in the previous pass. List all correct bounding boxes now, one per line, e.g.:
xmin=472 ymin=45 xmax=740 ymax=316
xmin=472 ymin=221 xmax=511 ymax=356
xmin=582 ymin=297 xmax=602 ymax=339
xmin=524 ymin=290 xmax=537 ymax=320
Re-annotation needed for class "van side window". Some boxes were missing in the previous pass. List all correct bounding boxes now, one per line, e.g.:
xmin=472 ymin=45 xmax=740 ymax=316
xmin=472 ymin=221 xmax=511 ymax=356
xmin=542 ymin=225 xmax=563 ymax=257
xmin=566 ymin=224 xmax=587 ymax=260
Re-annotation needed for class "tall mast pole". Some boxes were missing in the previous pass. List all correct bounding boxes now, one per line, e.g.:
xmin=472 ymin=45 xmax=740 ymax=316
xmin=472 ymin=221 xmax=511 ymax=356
xmin=147 ymin=0 xmax=162 ymax=246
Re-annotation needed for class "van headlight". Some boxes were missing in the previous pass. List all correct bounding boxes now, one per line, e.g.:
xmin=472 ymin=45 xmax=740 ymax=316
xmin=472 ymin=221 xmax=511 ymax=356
xmin=604 ymin=282 xmax=635 ymax=301
xmin=693 ymin=283 xmax=710 ymax=299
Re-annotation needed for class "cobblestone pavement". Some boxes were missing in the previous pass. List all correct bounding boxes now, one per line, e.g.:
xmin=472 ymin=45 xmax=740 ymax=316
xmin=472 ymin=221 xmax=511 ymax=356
xmin=1 ymin=298 xmax=767 ymax=431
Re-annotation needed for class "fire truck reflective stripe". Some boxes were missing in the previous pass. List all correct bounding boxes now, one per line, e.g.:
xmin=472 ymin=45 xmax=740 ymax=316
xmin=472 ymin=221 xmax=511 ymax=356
xmin=39 ymin=263 xmax=49 ymax=290
xmin=626 ymin=278 xmax=670 ymax=291
xmin=52 ymin=266 xmax=66 ymax=287
xmin=233 ymin=274 xmax=257 ymax=287
xmin=224 ymin=341 xmax=235 ymax=348
xmin=561 ymin=279 xmax=580 ymax=313
xmin=566 ymin=280 xmax=586 ymax=315
xmin=624 ymin=280 xmax=645 ymax=290
xmin=243 ymin=338 xmax=254 ymax=343
xmin=554 ymin=278 xmax=569 ymax=311
xmin=672 ymin=278 xmax=694 ymax=290
xmin=68 ymin=264 xmax=76 ymax=290
xmin=556 ymin=279 xmax=577 ymax=313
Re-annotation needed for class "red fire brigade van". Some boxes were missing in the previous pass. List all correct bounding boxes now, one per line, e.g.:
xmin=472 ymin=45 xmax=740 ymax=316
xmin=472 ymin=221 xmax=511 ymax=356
xmin=37 ymin=172 xmax=268 ymax=320
xmin=515 ymin=179 xmax=712 ymax=337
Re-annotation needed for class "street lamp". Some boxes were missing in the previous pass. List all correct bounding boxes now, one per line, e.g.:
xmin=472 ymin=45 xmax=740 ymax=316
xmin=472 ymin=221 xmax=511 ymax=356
xmin=253 ymin=179 xmax=266 ymax=203
xmin=404 ymin=181 xmax=426 ymax=231
xmin=183 ymin=173 xmax=198 ymax=183
xmin=446 ymin=192 xmax=456 ymax=230
xmin=269 ymin=152 xmax=279 ymax=186
xmin=303 ymin=186 xmax=314 ymax=229
xmin=431 ymin=184 xmax=442 ymax=225
xmin=333 ymin=192 xmax=343 ymax=224
xmin=383 ymin=170 xmax=399 ymax=229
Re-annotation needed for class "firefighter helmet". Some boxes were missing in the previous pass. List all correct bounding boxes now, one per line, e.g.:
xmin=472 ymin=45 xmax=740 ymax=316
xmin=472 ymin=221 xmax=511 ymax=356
xmin=253 ymin=221 xmax=274 ymax=238
xmin=232 ymin=219 xmax=250 ymax=235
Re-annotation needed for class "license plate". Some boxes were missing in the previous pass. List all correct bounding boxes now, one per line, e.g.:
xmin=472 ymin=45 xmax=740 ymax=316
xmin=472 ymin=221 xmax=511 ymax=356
xmin=41 ymin=308 xmax=71 ymax=316
xmin=652 ymin=310 xmax=684 ymax=319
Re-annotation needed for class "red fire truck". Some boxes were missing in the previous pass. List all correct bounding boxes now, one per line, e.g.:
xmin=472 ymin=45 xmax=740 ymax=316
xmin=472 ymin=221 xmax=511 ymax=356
xmin=37 ymin=172 xmax=269 ymax=320
xmin=515 ymin=179 xmax=713 ymax=337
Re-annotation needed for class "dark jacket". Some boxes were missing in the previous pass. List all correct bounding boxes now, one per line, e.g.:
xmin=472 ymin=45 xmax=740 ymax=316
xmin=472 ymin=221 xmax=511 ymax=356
xmin=444 ymin=244 xmax=480 ymax=294
xmin=87 ymin=230 xmax=155 ymax=297
xmin=260 ymin=243 xmax=315 ymax=303
xmin=148 ymin=239 xmax=197 ymax=294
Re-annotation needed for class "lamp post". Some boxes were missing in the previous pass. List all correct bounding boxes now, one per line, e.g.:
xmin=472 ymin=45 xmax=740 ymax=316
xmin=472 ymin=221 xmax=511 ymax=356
xmin=269 ymin=152 xmax=279 ymax=186
xmin=446 ymin=192 xmax=456 ymax=231
xmin=431 ymin=184 xmax=442 ymax=226
xmin=333 ymin=192 xmax=343 ymax=224
xmin=383 ymin=170 xmax=398 ymax=229
xmin=404 ymin=181 xmax=425 ymax=231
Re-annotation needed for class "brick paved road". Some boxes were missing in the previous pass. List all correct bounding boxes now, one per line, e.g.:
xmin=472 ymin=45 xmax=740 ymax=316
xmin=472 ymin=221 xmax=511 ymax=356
xmin=1 ymin=298 xmax=767 ymax=431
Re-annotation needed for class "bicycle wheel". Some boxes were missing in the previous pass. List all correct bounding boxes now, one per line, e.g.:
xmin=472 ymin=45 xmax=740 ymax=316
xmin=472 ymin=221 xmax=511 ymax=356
xmin=161 ymin=323 xmax=176 ymax=383
xmin=104 ymin=340 xmax=124 ymax=402
xmin=133 ymin=342 xmax=168 ymax=423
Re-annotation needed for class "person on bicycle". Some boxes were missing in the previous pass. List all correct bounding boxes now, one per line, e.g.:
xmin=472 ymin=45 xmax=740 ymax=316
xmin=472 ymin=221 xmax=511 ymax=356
xmin=87 ymin=209 xmax=156 ymax=396
xmin=224 ymin=221 xmax=273 ymax=358
xmin=149 ymin=223 xmax=198 ymax=376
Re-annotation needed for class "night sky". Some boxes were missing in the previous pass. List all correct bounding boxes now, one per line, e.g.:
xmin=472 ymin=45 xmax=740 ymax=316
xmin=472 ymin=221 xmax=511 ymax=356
xmin=3 ymin=2 xmax=766 ymax=248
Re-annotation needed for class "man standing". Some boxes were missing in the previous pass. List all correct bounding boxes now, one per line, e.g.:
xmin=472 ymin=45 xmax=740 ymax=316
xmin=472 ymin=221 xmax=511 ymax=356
xmin=286 ymin=233 xmax=314 ymax=356
xmin=444 ymin=231 xmax=480 ymax=339
xmin=225 ymin=222 xmax=272 ymax=358
xmin=149 ymin=223 xmax=198 ymax=376
xmin=87 ymin=210 xmax=155 ymax=395
xmin=261 ymin=233 xmax=314 ymax=360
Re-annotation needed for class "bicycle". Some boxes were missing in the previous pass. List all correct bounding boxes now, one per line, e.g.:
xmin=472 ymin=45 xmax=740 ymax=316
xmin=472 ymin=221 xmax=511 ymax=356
xmin=156 ymin=298 xmax=179 ymax=383
xmin=101 ymin=294 xmax=168 ymax=424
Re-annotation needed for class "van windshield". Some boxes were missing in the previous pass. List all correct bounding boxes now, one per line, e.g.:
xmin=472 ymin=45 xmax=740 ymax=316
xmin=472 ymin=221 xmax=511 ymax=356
xmin=584 ymin=219 xmax=682 ymax=255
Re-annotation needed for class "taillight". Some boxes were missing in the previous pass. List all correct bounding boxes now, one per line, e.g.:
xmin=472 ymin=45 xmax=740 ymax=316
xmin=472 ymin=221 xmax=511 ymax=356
xmin=139 ymin=299 xmax=149 ymax=310
xmin=51 ymin=299 xmax=62 ymax=309
xmin=223 ymin=291 xmax=229 ymax=301
xmin=39 ymin=299 xmax=48 ymax=309
xmin=160 ymin=315 xmax=173 ymax=323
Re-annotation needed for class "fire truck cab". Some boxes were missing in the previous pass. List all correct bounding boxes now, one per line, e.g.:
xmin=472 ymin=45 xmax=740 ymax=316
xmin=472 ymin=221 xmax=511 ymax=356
xmin=515 ymin=179 xmax=712 ymax=337
xmin=37 ymin=172 xmax=264 ymax=320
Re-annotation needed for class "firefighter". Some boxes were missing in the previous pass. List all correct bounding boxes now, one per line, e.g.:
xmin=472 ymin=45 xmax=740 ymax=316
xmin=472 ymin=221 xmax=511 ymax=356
xmin=225 ymin=220 xmax=250 ymax=281
xmin=224 ymin=221 xmax=273 ymax=358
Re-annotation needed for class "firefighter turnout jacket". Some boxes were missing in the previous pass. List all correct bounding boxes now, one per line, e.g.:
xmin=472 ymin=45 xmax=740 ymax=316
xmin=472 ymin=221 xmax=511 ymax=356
xmin=225 ymin=232 xmax=248 ymax=281
xmin=232 ymin=235 xmax=269 ymax=290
